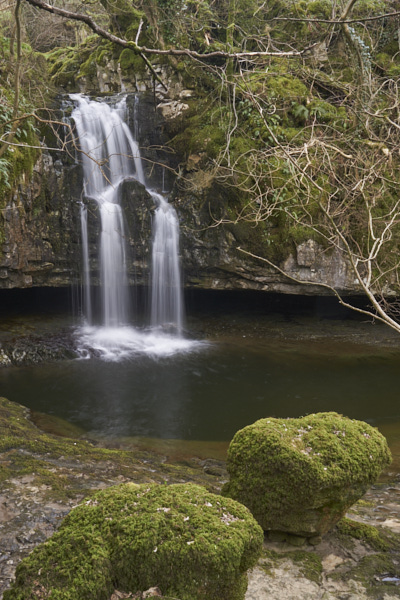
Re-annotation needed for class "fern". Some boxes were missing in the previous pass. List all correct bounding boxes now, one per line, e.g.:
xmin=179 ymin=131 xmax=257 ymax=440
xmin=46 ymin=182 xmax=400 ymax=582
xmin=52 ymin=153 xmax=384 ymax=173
xmin=0 ymin=158 xmax=11 ymax=190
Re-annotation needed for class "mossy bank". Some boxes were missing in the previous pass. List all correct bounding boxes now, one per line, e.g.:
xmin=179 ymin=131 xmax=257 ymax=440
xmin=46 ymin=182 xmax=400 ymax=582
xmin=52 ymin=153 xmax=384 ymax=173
xmin=1 ymin=397 xmax=400 ymax=599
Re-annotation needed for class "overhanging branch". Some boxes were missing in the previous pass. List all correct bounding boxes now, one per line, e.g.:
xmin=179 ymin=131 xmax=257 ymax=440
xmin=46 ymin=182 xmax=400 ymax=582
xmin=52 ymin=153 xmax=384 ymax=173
xmin=237 ymin=246 xmax=400 ymax=333
xmin=269 ymin=10 xmax=400 ymax=24
xmin=22 ymin=0 xmax=314 ymax=59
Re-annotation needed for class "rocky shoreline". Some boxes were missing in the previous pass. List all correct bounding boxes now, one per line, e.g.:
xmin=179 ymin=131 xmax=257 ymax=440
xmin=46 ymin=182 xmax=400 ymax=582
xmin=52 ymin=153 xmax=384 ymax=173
xmin=0 ymin=397 xmax=400 ymax=599
xmin=0 ymin=331 xmax=78 ymax=367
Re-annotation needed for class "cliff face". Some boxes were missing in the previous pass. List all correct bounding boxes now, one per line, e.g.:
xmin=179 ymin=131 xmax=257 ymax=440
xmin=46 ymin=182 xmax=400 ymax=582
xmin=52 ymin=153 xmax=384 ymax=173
xmin=0 ymin=151 xmax=82 ymax=289
xmin=0 ymin=67 xmax=358 ymax=295
xmin=176 ymin=188 xmax=354 ymax=295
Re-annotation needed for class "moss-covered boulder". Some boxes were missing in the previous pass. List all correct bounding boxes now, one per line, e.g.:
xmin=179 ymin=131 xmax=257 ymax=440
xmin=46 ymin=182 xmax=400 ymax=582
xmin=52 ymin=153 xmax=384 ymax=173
xmin=4 ymin=482 xmax=263 ymax=600
xmin=222 ymin=412 xmax=391 ymax=537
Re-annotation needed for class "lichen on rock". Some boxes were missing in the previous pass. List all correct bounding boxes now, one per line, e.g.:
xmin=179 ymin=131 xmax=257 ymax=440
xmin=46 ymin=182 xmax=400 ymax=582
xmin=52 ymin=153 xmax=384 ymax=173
xmin=222 ymin=412 xmax=392 ymax=537
xmin=4 ymin=482 xmax=263 ymax=600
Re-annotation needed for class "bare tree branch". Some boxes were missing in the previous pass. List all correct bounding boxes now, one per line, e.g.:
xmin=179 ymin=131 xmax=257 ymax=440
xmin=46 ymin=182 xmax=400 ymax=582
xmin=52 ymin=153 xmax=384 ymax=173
xmin=237 ymin=246 xmax=400 ymax=333
xmin=22 ymin=0 xmax=315 ymax=59
xmin=269 ymin=11 xmax=400 ymax=25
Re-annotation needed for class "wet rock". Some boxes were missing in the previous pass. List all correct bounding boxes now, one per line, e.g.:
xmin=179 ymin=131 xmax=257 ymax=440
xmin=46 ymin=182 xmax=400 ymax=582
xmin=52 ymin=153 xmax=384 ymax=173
xmin=0 ymin=332 xmax=78 ymax=367
xmin=0 ymin=352 xmax=11 ymax=367
xmin=142 ymin=588 xmax=162 ymax=598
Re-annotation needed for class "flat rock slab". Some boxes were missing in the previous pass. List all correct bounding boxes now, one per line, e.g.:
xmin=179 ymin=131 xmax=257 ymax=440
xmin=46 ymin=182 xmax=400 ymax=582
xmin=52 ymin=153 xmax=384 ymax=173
xmin=244 ymin=482 xmax=400 ymax=600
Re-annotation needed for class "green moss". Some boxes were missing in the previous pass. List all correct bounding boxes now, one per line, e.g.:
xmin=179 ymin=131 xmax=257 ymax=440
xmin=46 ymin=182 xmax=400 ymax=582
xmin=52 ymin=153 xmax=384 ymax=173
xmin=45 ymin=36 xmax=103 ymax=88
xmin=352 ymin=553 xmax=400 ymax=595
xmin=46 ymin=46 xmax=81 ymax=87
xmin=375 ymin=52 xmax=400 ymax=76
xmin=119 ymin=47 xmax=145 ymax=73
xmin=260 ymin=548 xmax=322 ymax=583
xmin=287 ymin=223 xmax=323 ymax=247
xmin=222 ymin=412 xmax=391 ymax=536
xmin=78 ymin=54 xmax=97 ymax=80
xmin=0 ymin=121 xmax=39 ymax=197
xmin=95 ymin=40 xmax=115 ymax=66
xmin=4 ymin=482 xmax=263 ymax=600
xmin=0 ymin=395 xmax=231 ymax=513
xmin=265 ymin=74 xmax=308 ymax=104
xmin=290 ymin=550 xmax=323 ymax=583
xmin=170 ymin=102 xmax=230 ymax=159
xmin=307 ymin=99 xmax=340 ymax=123
xmin=306 ymin=0 xmax=332 ymax=18
xmin=100 ymin=0 xmax=145 ymax=36
xmin=328 ymin=551 xmax=400 ymax=598
xmin=336 ymin=517 xmax=400 ymax=552
xmin=0 ymin=36 xmax=43 ymax=200
xmin=354 ymin=499 xmax=375 ymax=508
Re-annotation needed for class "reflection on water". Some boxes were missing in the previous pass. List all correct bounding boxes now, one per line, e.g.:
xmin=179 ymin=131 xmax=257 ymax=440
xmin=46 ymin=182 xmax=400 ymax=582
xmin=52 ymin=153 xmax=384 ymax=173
xmin=1 ymin=288 xmax=400 ymax=465
xmin=1 ymin=335 xmax=400 ymax=444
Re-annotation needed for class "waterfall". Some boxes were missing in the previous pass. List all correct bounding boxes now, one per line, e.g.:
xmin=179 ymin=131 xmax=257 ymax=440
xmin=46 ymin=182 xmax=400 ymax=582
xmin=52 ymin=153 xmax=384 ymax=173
xmin=150 ymin=191 xmax=183 ymax=335
xmin=71 ymin=94 xmax=141 ymax=326
xmin=80 ymin=204 xmax=92 ymax=324
xmin=70 ymin=93 xmax=187 ymax=357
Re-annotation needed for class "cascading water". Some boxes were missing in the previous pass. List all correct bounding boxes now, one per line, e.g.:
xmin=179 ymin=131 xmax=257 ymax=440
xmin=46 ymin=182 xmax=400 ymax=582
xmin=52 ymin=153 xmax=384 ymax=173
xmin=71 ymin=94 xmax=191 ymax=359
xmin=80 ymin=204 xmax=92 ymax=325
xmin=150 ymin=191 xmax=183 ymax=334
xmin=71 ymin=94 xmax=143 ymax=326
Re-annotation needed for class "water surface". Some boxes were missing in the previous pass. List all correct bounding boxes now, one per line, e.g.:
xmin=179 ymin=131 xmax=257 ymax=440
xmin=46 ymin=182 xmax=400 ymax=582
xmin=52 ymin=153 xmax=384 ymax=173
xmin=1 ymin=290 xmax=400 ymax=467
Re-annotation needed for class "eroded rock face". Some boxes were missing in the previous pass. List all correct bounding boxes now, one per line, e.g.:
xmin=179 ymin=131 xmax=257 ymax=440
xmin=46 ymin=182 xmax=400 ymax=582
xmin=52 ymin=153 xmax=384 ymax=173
xmin=174 ymin=179 xmax=360 ymax=294
xmin=222 ymin=412 xmax=392 ymax=537
xmin=0 ymin=151 xmax=82 ymax=289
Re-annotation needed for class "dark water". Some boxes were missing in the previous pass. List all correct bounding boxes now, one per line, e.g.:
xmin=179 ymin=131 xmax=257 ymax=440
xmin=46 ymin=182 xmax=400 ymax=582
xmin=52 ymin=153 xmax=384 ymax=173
xmin=1 ymin=324 xmax=400 ymax=442
xmin=1 ymin=288 xmax=400 ymax=458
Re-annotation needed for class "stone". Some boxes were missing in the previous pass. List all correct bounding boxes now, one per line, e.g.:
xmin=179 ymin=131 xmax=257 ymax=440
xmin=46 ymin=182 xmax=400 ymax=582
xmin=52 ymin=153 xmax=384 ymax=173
xmin=296 ymin=239 xmax=318 ymax=267
xmin=312 ymin=41 xmax=328 ymax=62
xmin=222 ymin=412 xmax=392 ymax=537
xmin=142 ymin=588 xmax=162 ymax=598
xmin=156 ymin=100 xmax=189 ymax=121
xmin=286 ymin=534 xmax=307 ymax=547
xmin=308 ymin=535 xmax=322 ymax=546
xmin=179 ymin=89 xmax=194 ymax=99
xmin=4 ymin=483 xmax=263 ymax=600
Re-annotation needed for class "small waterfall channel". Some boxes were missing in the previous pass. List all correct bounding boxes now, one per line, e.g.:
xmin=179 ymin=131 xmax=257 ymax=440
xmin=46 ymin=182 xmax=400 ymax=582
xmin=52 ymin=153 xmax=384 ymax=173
xmin=70 ymin=94 xmax=189 ymax=359
xmin=150 ymin=191 xmax=183 ymax=334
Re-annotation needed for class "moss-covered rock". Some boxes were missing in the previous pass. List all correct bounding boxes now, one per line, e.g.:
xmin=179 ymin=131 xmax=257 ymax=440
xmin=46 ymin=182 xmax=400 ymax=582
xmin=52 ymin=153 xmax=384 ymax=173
xmin=222 ymin=412 xmax=391 ymax=537
xmin=4 ymin=482 xmax=263 ymax=600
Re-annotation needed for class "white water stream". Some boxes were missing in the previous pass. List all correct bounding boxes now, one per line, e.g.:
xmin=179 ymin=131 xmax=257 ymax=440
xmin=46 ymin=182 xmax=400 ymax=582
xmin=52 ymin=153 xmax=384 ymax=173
xmin=80 ymin=204 xmax=92 ymax=325
xmin=150 ymin=191 xmax=183 ymax=335
xmin=70 ymin=94 xmax=190 ymax=359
